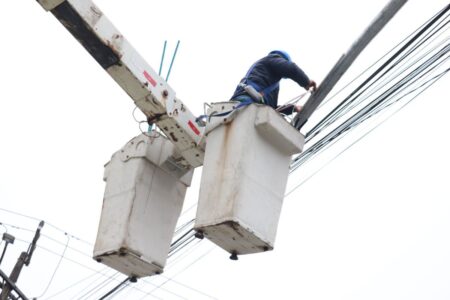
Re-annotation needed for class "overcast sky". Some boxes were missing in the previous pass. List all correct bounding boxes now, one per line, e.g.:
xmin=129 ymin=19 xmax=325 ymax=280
xmin=0 ymin=0 xmax=449 ymax=299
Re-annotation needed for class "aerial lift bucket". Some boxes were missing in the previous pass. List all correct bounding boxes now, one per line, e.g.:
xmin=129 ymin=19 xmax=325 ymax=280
xmin=93 ymin=133 xmax=193 ymax=277
xmin=194 ymin=102 xmax=305 ymax=257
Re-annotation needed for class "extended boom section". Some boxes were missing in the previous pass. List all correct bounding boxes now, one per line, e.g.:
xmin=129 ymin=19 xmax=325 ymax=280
xmin=37 ymin=0 xmax=204 ymax=168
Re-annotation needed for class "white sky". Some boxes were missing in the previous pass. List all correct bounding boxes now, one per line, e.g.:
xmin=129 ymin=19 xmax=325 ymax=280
xmin=0 ymin=0 xmax=449 ymax=299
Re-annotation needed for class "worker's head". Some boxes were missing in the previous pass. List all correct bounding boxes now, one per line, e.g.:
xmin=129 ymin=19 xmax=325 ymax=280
xmin=268 ymin=50 xmax=291 ymax=62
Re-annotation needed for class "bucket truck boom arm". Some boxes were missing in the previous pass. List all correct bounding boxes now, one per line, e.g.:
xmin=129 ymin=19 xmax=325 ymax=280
xmin=36 ymin=0 xmax=204 ymax=169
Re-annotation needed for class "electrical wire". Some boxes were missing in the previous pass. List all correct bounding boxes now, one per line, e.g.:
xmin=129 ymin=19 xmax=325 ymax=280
xmin=74 ymin=272 xmax=120 ymax=300
xmin=12 ymin=236 xmax=111 ymax=284
xmin=304 ymin=5 xmax=449 ymax=142
xmin=169 ymin=228 xmax=195 ymax=257
xmin=42 ymin=267 xmax=108 ymax=300
xmin=0 ymin=222 xmax=35 ymax=233
xmin=158 ymin=273 xmax=218 ymax=300
xmin=360 ymin=55 xmax=449 ymax=124
xmin=316 ymin=3 xmax=450 ymax=110
xmin=137 ymin=247 xmax=215 ymax=300
xmin=286 ymin=65 xmax=448 ymax=198
xmin=0 ymin=220 xmax=94 ymax=262
xmin=139 ymin=278 xmax=190 ymax=300
xmin=168 ymin=234 xmax=197 ymax=259
xmin=166 ymin=239 xmax=204 ymax=267
xmin=6 ymin=216 xmax=212 ymax=300
xmin=290 ymin=55 xmax=449 ymax=172
xmin=98 ymin=276 xmax=132 ymax=300
xmin=174 ymin=219 xmax=195 ymax=235
xmin=102 ymin=283 xmax=130 ymax=300
xmin=290 ymin=8 xmax=450 ymax=172
xmin=33 ymin=234 xmax=70 ymax=299
xmin=309 ymin=34 xmax=449 ymax=143
xmin=8 ymin=237 xmax=123 ymax=299
xmin=0 ymin=208 xmax=91 ymax=246
xmin=12 ymin=236 xmax=169 ymax=299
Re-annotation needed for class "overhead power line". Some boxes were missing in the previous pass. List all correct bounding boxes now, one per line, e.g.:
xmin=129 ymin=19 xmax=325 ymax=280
xmin=290 ymin=3 xmax=450 ymax=172
xmin=285 ymin=66 xmax=448 ymax=198
xmin=3 ymin=217 xmax=214 ymax=300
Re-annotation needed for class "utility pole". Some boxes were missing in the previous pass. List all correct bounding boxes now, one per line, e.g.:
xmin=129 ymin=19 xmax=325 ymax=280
xmin=0 ymin=221 xmax=44 ymax=300
xmin=293 ymin=0 xmax=408 ymax=130
xmin=0 ymin=233 xmax=15 ymax=267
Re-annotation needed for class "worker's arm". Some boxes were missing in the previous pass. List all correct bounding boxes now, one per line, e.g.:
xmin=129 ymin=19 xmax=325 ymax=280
xmin=307 ymin=80 xmax=317 ymax=92
xmin=268 ymin=57 xmax=311 ymax=89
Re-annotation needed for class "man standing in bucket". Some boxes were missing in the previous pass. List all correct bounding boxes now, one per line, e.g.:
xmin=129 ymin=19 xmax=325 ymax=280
xmin=230 ymin=50 xmax=317 ymax=115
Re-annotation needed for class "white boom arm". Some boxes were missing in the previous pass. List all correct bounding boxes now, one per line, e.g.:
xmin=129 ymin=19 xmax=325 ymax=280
xmin=37 ymin=0 xmax=204 ymax=168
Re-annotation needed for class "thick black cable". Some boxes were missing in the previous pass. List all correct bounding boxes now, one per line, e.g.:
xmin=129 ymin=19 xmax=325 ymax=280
xmin=105 ymin=282 xmax=130 ymax=300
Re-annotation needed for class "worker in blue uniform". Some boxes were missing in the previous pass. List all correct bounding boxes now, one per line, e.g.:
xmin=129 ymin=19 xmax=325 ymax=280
xmin=230 ymin=50 xmax=317 ymax=115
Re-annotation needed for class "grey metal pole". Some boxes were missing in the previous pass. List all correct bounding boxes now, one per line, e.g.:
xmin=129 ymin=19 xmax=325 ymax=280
xmin=293 ymin=0 xmax=408 ymax=130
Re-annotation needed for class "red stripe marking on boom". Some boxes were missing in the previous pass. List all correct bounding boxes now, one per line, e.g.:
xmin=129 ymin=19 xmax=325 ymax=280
xmin=143 ymin=71 xmax=157 ymax=87
xmin=188 ymin=120 xmax=200 ymax=136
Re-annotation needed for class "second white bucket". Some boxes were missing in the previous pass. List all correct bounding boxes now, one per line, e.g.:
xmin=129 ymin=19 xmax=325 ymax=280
xmin=195 ymin=102 xmax=305 ymax=256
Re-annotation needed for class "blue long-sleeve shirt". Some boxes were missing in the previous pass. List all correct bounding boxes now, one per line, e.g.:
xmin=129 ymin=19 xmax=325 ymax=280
xmin=231 ymin=53 xmax=310 ymax=115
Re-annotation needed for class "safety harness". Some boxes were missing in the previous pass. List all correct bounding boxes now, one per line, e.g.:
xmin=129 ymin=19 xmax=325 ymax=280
xmin=238 ymin=61 xmax=280 ymax=104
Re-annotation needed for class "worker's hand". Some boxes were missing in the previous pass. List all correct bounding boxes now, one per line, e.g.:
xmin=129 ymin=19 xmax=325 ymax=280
xmin=307 ymin=80 xmax=317 ymax=92
xmin=294 ymin=104 xmax=303 ymax=113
